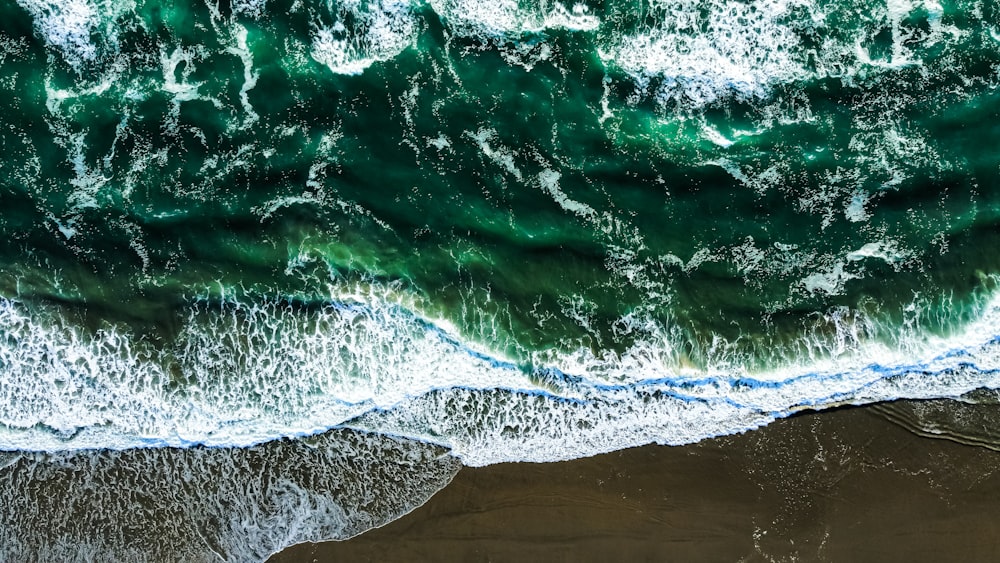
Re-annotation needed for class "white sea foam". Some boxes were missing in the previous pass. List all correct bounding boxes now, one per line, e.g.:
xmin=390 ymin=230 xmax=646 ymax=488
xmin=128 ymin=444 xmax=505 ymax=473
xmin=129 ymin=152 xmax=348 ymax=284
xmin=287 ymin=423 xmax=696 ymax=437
xmin=2 ymin=281 xmax=1000 ymax=466
xmin=542 ymin=3 xmax=599 ymax=32
xmin=17 ymin=0 xmax=101 ymax=65
xmin=467 ymin=127 xmax=524 ymax=181
xmin=855 ymin=0 xmax=962 ymax=68
xmin=350 ymin=292 xmax=1000 ymax=465
xmin=537 ymin=168 xmax=597 ymax=219
xmin=801 ymin=261 xmax=858 ymax=295
xmin=845 ymin=240 xmax=910 ymax=264
xmin=0 ymin=289 xmax=535 ymax=451
xmin=18 ymin=0 xmax=974 ymax=113
xmin=429 ymin=0 xmax=527 ymax=36
xmin=845 ymin=190 xmax=872 ymax=222
xmin=599 ymin=0 xmax=974 ymax=109
xmin=428 ymin=0 xmax=599 ymax=37
xmin=16 ymin=0 xmax=133 ymax=68
xmin=306 ymin=0 xmax=601 ymax=75
xmin=233 ymin=0 xmax=267 ymax=18
xmin=311 ymin=0 xmax=419 ymax=75
xmin=600 ymin=0 xmax=807 ymax=106
xmin=226 ymin=25 xmax=260 ymax=125
xmin=160 ymin=45 xmax=225 ymax=132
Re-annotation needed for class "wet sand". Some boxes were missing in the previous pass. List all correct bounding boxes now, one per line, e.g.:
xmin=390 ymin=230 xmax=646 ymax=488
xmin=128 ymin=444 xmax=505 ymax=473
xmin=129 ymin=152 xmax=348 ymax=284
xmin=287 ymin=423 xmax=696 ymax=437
xmin=271 ymin=404 xmax=1000 ymax=562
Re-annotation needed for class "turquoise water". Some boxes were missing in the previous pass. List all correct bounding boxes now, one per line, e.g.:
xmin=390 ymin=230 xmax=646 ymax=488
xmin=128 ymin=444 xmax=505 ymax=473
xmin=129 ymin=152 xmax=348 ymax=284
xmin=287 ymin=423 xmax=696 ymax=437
xmin=1 ymin=0 xmax=1000 ymax=558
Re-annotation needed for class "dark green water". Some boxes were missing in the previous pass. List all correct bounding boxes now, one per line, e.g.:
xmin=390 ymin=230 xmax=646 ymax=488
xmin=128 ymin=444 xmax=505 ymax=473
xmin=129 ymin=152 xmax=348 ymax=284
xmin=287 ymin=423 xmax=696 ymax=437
xmin=1 ymin=0 xmax=1000 ymax=559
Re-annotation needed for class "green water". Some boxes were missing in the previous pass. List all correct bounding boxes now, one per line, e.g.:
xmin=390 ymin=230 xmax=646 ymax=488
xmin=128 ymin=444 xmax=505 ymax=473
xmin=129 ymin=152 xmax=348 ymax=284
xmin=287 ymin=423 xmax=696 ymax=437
xmin=2 ymin=0 xmax=998 ymax=371
xmin=2 ymin=0 xmax=1000 ymax=456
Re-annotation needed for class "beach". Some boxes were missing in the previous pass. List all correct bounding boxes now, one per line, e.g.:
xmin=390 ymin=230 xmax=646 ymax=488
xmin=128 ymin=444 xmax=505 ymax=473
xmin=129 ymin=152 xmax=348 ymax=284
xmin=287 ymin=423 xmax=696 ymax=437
xmin=273 ymin=403 xmax=1000 ymax=562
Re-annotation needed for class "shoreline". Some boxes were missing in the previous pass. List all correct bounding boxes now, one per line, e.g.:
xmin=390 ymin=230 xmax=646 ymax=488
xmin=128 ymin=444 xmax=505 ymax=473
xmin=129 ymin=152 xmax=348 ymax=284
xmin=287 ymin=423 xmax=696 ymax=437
xmin=271 ymin=403 xmax=1000 ymax=562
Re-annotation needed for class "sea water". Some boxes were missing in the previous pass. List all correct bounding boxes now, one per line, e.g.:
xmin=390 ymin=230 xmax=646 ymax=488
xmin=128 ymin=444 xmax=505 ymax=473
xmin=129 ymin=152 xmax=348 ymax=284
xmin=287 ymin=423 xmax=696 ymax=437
xmin=1 ymin=0 xmax=999 ymax=559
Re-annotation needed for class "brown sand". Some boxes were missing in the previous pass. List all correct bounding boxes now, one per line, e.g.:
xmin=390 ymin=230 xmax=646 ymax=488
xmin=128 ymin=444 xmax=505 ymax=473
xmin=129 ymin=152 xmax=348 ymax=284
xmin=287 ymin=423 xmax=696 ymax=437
xmin=270 ymin=405 xmax=1000 ymax=562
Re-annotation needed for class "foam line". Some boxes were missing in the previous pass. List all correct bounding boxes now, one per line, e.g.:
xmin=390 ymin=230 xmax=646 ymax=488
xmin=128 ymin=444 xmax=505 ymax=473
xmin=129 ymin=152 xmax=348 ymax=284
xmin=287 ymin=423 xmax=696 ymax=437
xmin=1 ymin=287 xmax=999 ymax=465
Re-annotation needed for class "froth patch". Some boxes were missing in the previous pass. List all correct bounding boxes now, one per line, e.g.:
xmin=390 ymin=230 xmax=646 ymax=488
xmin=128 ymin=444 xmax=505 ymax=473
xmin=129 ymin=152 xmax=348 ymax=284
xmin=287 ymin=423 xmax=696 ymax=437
xmin=16 ymin=0 xmax=131 ymax=68
xmin=17 ymin=0 xmax=101 ymax=65
xmin=232 ymin=0 xmax=267 ymax=18
xmin=428 ymin=0 xmax=599 ymax=37
xmin=0 ymin=294 xmax=534 ymax=451
xmin=311 ymin=0 xmax=419 ymax=75
xmin=542 ymin=3 xmax=599 ymax=32
xmin=601 ymin=0 xmax=806 ymax=106
xmin=600 ymin=0 xmax=978 ymax=109
xmin=347 ymin=387 xmax=775 ymax=465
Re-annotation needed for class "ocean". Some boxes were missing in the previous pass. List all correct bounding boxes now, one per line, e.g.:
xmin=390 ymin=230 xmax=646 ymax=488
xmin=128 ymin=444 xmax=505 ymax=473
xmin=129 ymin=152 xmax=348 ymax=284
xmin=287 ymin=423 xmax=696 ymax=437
xmin=1 ymin=0 xmax=999 ymax=559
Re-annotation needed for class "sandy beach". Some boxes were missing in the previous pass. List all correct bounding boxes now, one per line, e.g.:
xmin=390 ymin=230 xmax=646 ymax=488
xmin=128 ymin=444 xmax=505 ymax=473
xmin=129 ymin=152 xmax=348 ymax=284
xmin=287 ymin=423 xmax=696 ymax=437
xmin=272 ymin=403 xmax=1000 ymax=562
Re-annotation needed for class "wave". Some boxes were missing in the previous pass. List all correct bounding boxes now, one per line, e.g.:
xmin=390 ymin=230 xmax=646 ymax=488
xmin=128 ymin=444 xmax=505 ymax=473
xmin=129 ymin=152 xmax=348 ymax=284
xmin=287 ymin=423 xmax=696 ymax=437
xmin=16 ymin=0 xmax=989 ymax=106
xmin=2 ymin=282 xmax=999 ymax=465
